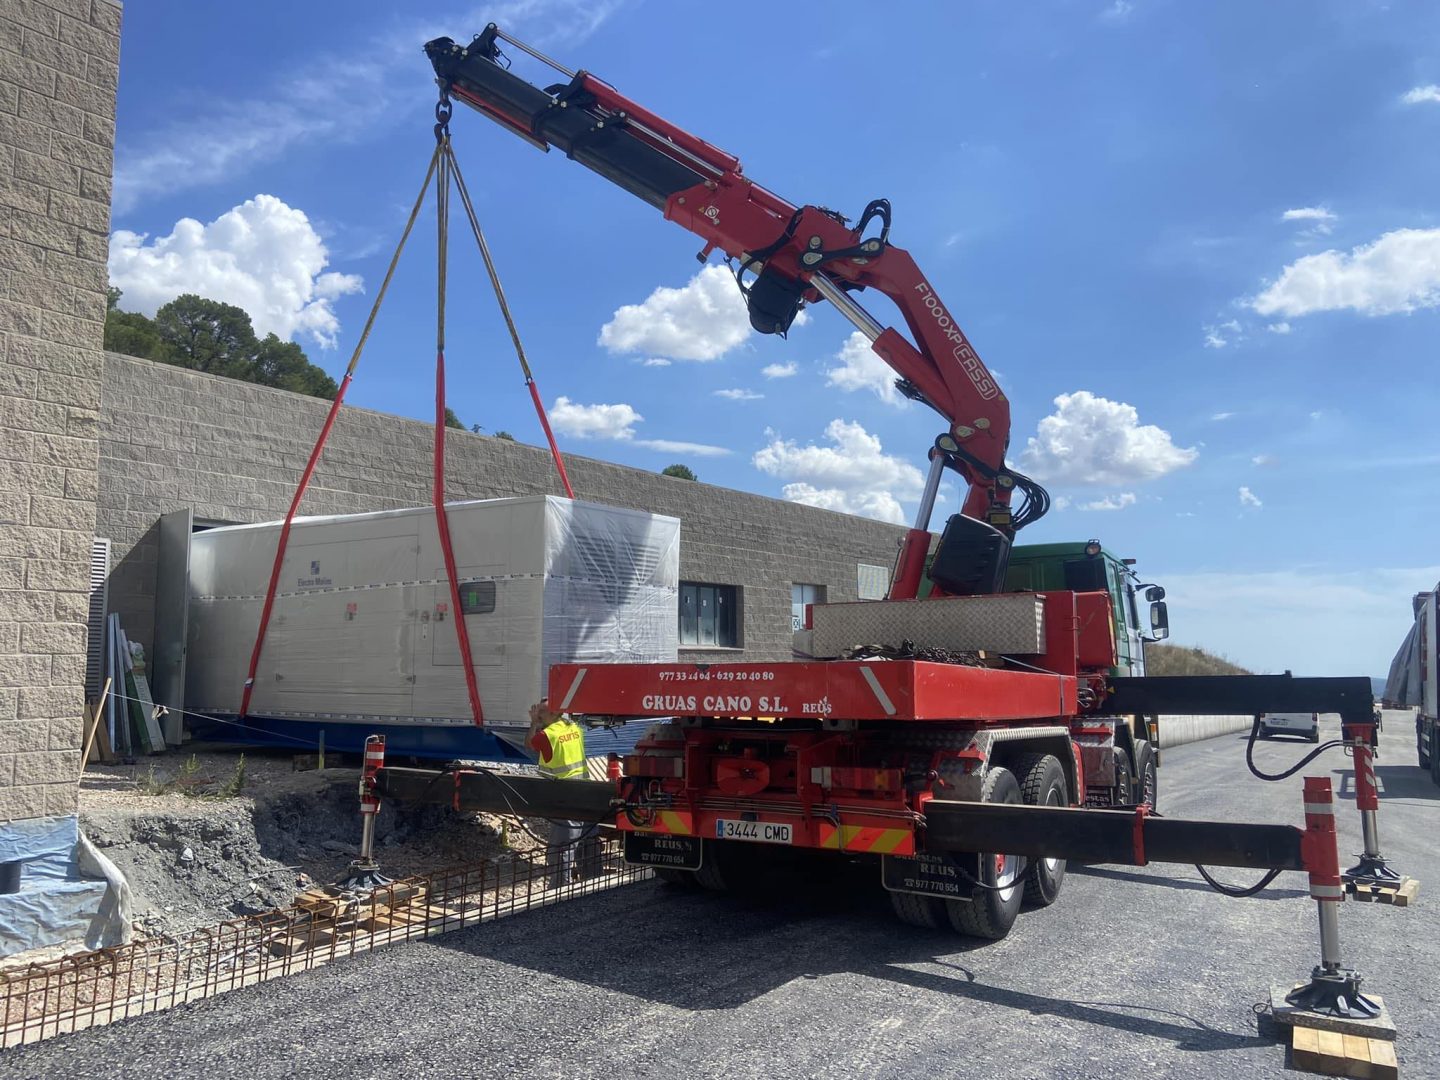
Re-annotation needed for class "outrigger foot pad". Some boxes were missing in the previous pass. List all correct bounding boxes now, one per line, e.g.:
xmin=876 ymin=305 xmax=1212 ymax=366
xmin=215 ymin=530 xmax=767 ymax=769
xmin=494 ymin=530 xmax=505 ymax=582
xmin=1343 ymin=854 xmax=1402 ymax=886
xmin=335 ymin=860 xmax=392 ymax=892
xmin=1284 ymin=968 xmax=1382 ymax=1019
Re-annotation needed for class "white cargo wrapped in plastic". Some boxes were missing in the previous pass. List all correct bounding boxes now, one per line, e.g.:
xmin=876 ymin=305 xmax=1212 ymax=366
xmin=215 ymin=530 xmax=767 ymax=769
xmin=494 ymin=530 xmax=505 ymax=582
xmin=184 ymin=497 xmax=679 ymax=744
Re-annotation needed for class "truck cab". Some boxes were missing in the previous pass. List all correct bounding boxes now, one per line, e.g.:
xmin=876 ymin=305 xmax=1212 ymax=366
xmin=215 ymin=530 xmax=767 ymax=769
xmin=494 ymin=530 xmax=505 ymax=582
xmin=1002 ymin=539 xmax=1168 ymax=676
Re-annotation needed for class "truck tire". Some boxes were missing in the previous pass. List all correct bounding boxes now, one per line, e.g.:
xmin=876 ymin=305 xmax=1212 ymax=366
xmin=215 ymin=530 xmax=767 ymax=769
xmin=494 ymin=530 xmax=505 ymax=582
xmin=1112 ymin=747 xmax=1134 ymax=807
xmin=695 ymin=841 xmax=729 ymax=891
xmin=889 ymin=889 xmax=948 ymax=929
xmin=1015 ymin=754 xmax=1067 ymax=907
xmin=947 ymin=766 xmax=1026 ymax=940
xmin=1134 ymin=741 xmax=1158 ymax=810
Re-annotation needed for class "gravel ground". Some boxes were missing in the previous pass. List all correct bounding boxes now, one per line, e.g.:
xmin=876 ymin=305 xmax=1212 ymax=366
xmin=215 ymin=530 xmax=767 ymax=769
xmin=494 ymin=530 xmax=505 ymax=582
xmin=77 ymin=747 xmax=540 ymax=937
xmin=5 ymin=712 xmax=1436 ymax=1079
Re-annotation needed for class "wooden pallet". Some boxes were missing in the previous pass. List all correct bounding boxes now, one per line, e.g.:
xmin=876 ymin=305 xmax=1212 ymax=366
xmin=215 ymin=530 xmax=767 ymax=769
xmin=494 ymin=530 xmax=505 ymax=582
xmin=274 ymin=883 xmax=457 ymax=954
xmin=1291 ymin=1025 xmax=1398 ymax=1079
xmin=1347 ymin=878 xmax=1419 ymax=907
xmin=1269 ymin=987 xmax=1398 ymax=1079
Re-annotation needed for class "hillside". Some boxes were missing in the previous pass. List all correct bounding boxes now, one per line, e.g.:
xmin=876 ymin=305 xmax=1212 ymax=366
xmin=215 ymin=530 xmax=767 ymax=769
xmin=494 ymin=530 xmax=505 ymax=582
xmin=1144 ymin=644 xmax=1252 ymax=677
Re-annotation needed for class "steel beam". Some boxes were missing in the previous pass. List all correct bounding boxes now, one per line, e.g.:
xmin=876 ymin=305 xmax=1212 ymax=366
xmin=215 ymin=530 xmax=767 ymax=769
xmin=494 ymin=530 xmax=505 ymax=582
xmin=374 ymin=767 xmax=617 ymax=823
xmin=1103 ymin=674 xmax=1374 ymax=727
xmin=922 ymin=800 xmax=1306 ymax=870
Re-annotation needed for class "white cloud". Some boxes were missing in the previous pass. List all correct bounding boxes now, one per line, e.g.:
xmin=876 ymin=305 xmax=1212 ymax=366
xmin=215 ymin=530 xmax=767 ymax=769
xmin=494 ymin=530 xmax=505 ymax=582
xmin=1252 ymin=454 xmax=1276 ymax=467
xmin=761 ymin=361 xmax=798 ymax=379
xmin=1157 ymin=565 xmax=1440 ymax=675
xmin=548 ymin=397 xmax=730 ymax=456
xmin=549 ymin=396 xmax=642 ymax=440
xmin=1267 ymin=321 xmax=1291 ymax=334
xmin=1250 ymin=228 xmax=1440 ymax=318
xmin=599 ymin=265 xmax=751 ymax=362
xmin=1202 ymin=318 xmax=1242 ymax=349
xmin=1211 ymin=411 xmax=1235 ymax=421
xmin=1018 ymin=391 xmax=1198 ymax=486
xmin=1100 ymin=0 xmax=1134 ymax=21
xmin=1281 ymin=206 xmax=1337 ymax=235
xmin=107 ymin=194 xmax=363 ymax=348
xmin=1401 ymin=85 xmax=1440 ymax=105
xmin=637 ymin=439 xmax=731 ymax=457
xmin=753 ymin=419 xmax=924 ymax=525
xmin=111 ymin=2 xmax=620 ymax=214
xmin=714 ymin=388 xmax=763 ymax=401
xmin=640 ymin=357 xmax=672 ymax=368
xmin=825 ymin=331 xmax=905 ymax=406
xmin=1238 ymin=486 xmax=1263 ymax=508
xmin=1078 ymin=492 xmax=1136 ymax=511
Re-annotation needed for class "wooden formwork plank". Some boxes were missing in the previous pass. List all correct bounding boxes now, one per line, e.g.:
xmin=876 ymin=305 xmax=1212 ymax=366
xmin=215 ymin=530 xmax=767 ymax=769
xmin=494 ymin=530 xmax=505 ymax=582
xmin=1347 ymin=877 xmax=1419 ymax=907
xmin=1291 ymin=1021 xmax=1399 ymax=1079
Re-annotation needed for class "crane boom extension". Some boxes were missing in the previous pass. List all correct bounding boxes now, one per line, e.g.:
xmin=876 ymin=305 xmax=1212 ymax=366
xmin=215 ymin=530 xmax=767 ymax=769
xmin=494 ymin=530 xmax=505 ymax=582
xmin=425 ymin=26 xmax=1046 ymax=598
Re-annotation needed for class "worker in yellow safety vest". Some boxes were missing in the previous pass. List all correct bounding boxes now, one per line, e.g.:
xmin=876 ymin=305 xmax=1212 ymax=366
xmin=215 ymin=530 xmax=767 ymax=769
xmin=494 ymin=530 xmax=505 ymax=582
xmin=528 ymin=702 xmax=588 ymax=885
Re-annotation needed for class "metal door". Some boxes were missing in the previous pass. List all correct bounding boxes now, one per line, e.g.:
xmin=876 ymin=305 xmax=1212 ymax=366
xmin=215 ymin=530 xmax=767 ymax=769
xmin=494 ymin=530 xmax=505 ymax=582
xmin=153 ymin=508 xmax=192 ymax=745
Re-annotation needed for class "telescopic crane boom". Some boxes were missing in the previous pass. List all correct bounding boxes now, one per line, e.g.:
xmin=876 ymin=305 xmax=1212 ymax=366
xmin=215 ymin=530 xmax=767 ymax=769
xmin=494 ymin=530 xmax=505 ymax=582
xmin=425 ymin=26 xmax=1049 ymax=599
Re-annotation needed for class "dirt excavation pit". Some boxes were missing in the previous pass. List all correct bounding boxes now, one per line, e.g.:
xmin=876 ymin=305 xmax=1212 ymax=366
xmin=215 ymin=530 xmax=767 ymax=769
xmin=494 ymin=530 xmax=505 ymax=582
xmin=80 ymin=748 xmax=546 ymax=938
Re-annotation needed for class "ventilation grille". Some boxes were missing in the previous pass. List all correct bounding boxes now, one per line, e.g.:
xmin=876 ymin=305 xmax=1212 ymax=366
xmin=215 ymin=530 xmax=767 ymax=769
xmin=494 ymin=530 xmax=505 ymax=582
xmin=564 ymin=534 xmax=667 ymax=602
xmin=85 ymin=537 xmax=111 ymax=699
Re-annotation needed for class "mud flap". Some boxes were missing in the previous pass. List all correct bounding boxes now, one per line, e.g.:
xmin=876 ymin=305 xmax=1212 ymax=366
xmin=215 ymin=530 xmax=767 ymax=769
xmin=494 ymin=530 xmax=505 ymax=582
xmin=623 ymin=832 xmax=702 ymax=871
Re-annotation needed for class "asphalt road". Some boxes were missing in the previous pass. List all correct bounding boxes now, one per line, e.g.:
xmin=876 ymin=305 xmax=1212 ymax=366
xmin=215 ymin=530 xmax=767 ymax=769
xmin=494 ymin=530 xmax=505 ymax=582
xmin=7 ymin=712 xmax=1436 ymax=1080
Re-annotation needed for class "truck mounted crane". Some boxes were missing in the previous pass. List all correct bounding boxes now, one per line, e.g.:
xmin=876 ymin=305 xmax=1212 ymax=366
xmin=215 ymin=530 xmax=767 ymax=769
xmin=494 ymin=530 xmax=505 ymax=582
xmin=357 ymin=28 xmax=1399 ymax=983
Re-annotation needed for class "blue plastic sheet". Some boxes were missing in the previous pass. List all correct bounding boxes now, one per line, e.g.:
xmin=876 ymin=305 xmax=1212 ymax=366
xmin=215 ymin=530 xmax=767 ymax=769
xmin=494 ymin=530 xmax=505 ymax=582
xmin=0 ymin=815 xmax=120 ymax=958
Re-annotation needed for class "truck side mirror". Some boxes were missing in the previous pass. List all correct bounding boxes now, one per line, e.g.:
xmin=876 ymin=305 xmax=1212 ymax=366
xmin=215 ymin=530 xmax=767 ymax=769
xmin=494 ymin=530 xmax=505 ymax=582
xmin=1145 ymin=585 xmax=1166 ymax=602
xmin=1149 ymin=600 xmax=1170 ymax=640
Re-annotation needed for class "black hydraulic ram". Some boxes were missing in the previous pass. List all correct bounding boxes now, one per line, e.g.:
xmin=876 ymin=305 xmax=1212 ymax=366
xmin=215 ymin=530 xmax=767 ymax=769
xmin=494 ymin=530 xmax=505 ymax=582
xmin=922 ymin=799 xmax=1305 ymax=870
xmin=374 ymin=767 xmax=618 ymax=823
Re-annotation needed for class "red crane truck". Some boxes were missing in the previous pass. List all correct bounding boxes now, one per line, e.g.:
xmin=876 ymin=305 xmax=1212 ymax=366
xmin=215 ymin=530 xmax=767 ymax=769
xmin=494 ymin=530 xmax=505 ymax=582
xmin=373 ymin=27 xmax=1386 ymax=947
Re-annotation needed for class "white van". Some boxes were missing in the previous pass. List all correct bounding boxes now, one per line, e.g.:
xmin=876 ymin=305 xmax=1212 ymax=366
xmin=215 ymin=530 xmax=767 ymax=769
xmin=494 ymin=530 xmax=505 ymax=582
xmin=1257 ymin=711 xmax=1320 ymax=742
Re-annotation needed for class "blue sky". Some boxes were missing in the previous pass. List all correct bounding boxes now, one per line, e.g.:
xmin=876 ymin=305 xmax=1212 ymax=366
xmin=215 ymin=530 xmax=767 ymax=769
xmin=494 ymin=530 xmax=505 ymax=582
xmin=108 ymin=1 xmax=1440 ymax=676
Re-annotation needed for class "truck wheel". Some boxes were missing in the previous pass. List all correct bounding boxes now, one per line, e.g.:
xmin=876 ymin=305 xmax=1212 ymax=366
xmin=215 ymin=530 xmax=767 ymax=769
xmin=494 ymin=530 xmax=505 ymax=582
xmin=889 ymin=889 xmax=948 ymax=929
xmin=653 ymin=867 xmax=697 ymax=887
xmin=1112 ymin=747 xmax=1134 ymax=807
xmin=1016 ymin=754 xmax=1067 ymax=907
xmin=695 ymin=841 xmax=729 ymax=891
xmin=947 ymin=766 xmax=1026 ymax=940
xmin=1134 ymin=741 xmax=1158 ymax=810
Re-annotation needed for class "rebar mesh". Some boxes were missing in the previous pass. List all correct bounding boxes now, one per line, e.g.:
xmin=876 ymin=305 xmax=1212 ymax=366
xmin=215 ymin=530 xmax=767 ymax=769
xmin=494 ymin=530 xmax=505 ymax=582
xmin=1 ymin=835 xmax=647 ymax=1048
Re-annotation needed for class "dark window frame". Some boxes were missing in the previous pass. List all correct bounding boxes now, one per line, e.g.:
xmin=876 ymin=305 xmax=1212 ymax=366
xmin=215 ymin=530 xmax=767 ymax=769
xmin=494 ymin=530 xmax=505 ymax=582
xmin=679 ymin=581 xmax=740 ymax=648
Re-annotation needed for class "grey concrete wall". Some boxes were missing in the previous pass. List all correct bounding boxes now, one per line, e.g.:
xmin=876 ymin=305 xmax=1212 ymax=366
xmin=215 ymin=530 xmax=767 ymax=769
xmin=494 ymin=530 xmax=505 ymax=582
xmin=1157 ymin=714 xmax=1252 ymax=749
xmin=97 ymin=353 xmax=907 ymax=667
xmin=0 ymin=0 xmax=119 ymax=823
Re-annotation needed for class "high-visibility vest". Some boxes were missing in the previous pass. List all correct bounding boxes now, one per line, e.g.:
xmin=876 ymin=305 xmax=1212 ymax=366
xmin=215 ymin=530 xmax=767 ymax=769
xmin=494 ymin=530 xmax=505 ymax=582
xmin=538 ymin=717 xmax=586 ymax=780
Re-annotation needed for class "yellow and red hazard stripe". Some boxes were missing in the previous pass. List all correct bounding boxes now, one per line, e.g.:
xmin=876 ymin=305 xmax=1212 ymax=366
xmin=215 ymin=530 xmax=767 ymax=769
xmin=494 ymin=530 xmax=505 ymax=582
xmin=817 ymin=822 xmax=914 ymax=855
xmin=630 ymin=810 xmax=695 ymax=836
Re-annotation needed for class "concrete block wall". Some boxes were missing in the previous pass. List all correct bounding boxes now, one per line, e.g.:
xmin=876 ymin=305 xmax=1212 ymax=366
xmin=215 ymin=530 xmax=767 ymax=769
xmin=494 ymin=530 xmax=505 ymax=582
xmin=0 ymin=0 xmax=119 ymax=824
xmin=97 ymin=353 xmax=907 ymax=667
xmin=1157 ymin=713 xmax=1252 ymax=749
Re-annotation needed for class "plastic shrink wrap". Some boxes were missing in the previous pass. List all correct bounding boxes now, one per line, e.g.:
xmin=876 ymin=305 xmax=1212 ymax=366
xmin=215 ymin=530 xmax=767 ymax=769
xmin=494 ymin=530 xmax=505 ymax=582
xmin=185 ymin=497 xmax=680 ymax=735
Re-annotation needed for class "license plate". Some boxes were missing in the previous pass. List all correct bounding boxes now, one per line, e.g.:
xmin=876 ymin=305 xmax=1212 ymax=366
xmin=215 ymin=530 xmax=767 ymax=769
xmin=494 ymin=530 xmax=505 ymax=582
xmin=715 ymin=818 xmax=792 ymax=844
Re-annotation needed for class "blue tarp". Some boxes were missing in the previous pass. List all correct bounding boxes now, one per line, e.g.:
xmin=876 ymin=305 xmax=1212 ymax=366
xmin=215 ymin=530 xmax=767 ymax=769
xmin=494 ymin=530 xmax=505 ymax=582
xmin=0 ymin=815 xmax=121 ymax=958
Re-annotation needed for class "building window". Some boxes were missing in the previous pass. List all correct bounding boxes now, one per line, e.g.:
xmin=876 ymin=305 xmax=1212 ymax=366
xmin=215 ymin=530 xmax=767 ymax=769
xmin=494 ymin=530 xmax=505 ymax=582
xmin=791 ymin=583 xmax=825 ymax=631
xmin=679 ymin=583 xmax=739 ymax=647
xmin=856 ymin=563 xmax=889 ymax=601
